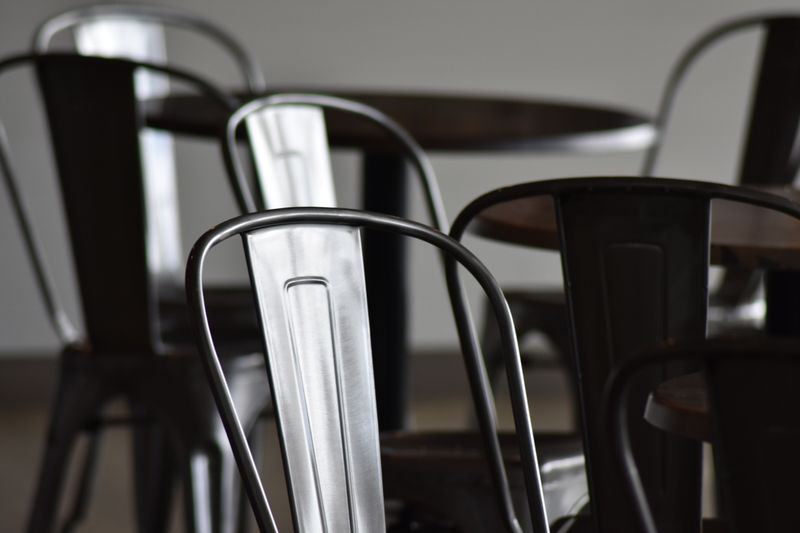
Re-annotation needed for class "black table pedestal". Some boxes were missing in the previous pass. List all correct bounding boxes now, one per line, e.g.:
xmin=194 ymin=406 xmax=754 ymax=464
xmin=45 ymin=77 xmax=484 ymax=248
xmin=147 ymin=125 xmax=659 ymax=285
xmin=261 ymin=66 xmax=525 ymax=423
xmin=766 ymin=271 xmax=800 ymax=336
xmin=362 ymin=153 xmax=409 ymax=431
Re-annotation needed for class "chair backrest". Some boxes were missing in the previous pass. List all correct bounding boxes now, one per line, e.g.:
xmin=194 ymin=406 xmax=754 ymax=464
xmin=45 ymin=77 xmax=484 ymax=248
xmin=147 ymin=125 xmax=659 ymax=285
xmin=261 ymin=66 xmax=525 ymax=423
xmin=32 ymin=4 xmax=266 ymax=292
xmin=450 ymin=177 xmax=800 ymax=533
xmin=186 ymin=208 xmax=550 ymax=533
xmin=606 ymin=337 xmax=800 ymax=533
xmin=32 ymin=3 xmax=266 ymax=91
xmin=0 ymin=53 xmax=233 ymax=353
xmin=642 ymin=13 xmax=800 ymax=306
xmin=222 ymin=94 xmax=448 ymax=231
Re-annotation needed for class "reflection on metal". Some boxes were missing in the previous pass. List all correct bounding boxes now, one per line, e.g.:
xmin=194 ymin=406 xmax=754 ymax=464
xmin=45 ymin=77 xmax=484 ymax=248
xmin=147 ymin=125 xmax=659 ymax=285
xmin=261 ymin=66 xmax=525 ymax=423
xmin=246 ymin=224 xmax=384 ymax=532
xmin=75 ymin=19 xmax=183 ymax=283
xmin=246 ymin=106 xmax=337 ymax=209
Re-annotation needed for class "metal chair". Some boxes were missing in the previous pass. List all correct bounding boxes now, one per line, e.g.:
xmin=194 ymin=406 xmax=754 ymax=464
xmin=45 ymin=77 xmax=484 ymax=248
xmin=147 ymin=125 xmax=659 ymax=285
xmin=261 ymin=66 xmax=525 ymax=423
xmin=185 ymin=206 xmax=551 ymax=533
xmin=0 ymin=52 xmax=263 ymax=533
xmin=32 ymin=3 xmax=266 ymax=309
xmin=484 ymin=12 xmax=800 ymax=410
xmin=222 ymin=94 xmax=589 ymax=527
xmin=451 ymin=177 xmax=800 ymax=532
xmin=607 ymin=338 xmax=800 ymax=533
xmin=224 ymin=95 xmax=448 ymax=433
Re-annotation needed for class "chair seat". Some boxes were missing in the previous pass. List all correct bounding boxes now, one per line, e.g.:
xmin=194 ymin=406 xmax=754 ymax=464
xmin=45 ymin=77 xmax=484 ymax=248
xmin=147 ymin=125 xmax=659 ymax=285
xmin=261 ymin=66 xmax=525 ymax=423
xmin=381 ymin=431 xmax=587 ymax=532
xmin=159 ymin=285 xmax=261 ymax=349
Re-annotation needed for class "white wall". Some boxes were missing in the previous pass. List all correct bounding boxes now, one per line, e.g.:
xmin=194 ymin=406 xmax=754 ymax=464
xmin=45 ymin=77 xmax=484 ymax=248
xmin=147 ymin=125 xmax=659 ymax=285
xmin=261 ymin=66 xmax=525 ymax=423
xmin=0 ymin=0 xmax=795 ymax=353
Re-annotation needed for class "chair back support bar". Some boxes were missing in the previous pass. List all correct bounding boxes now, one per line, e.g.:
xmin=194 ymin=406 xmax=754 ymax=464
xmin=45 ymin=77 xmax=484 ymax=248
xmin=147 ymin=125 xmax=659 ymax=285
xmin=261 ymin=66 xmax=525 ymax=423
xmin=0 ymin=53 xmax=233 ymax=353
xmin=246 ymin=224 xmax=383 ymax=532
xmin=187 ymin=208 xmax=550 ymax=533
xmin=739 ymin=17 xmax=800 ymax=186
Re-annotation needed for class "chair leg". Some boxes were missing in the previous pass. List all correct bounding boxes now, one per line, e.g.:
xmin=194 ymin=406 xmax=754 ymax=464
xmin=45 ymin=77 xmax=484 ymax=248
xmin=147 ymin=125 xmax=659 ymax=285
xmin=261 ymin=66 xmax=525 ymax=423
xmin=60 ymin=427 xmax=102 ymax=533
xmin=26 ymin=367 xmax=107 ymax=533
xmin=182 ymin=437 xmax=241 ymax=533
xmin=132 ymin=420 xmax=176 ymax=533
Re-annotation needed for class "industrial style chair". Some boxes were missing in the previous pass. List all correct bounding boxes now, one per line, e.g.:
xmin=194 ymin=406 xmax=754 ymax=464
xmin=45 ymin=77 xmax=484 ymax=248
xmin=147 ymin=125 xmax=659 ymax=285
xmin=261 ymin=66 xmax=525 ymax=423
xmin=185 ymin=207 xmax=551 ymax=533
xmin=32 ymin=3 xmax=266 ymax=310
xmin=0 ymin=53 xmax=263 ymax=533
xmin=607 ymin=338 xmax=800 ymax=533
xmin=483 ymin=13 xmax=800 ymax=402
xmin=222 ymin=93 xmax=446 ymax=432
xmin=450 ymin=177 xmax=800 ymax=533
xmin=221 ymin=94 xmax=588 ymax=527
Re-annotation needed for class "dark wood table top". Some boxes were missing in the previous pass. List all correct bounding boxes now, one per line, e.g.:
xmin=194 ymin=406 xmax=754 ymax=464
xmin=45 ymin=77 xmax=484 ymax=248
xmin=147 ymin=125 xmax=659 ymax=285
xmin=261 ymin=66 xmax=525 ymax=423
xmin=643 ymin=372 xmax=709 ymax=442
xmin=471 ymin=185 xmax=800 ymax=269
xmin=144 ymin=87 xmax=655 ymax=154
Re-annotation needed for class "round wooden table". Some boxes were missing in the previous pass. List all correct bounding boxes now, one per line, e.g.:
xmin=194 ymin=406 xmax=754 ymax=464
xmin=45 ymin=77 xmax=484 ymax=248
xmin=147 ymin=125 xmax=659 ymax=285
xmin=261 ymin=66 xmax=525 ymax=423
xmin=144 ymin=88 xmax=655 ymax=431
xmin=470 ymin=185 xmax=800 ymax=441
xmin=145 ymin=88 xmax=655 ymax=153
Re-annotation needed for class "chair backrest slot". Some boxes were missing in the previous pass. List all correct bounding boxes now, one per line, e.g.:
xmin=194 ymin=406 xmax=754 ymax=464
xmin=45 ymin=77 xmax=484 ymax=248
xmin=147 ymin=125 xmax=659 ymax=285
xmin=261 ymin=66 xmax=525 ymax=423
xmin=245 ymin=224 xmax=384 ymax=533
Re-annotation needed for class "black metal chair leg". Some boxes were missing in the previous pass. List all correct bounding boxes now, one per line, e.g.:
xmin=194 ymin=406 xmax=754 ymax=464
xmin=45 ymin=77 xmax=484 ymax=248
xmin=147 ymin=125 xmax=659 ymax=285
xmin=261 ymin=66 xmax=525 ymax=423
xmin=182 ymin=440 xmax=241 ymax=533
xmin=26 ymin=364 xmax=107 ymax=533
xmin=26 ymin=427 xmax=81 ymax=533
xmin=60 ymin=427 xmax=102 ymax=533
xmin=132 ymin=420 xmax=176 ymax=533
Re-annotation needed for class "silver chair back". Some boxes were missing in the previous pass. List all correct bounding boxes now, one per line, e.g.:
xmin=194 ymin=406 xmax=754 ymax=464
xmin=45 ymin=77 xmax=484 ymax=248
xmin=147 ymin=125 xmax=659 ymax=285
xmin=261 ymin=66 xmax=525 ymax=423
xmin=247 ymin=223 xmax=383 ymax=531
xmin=245 ymin=106 xmax=337 ymax=209
xmin=187 ymin=208 xmax=550 ymax=533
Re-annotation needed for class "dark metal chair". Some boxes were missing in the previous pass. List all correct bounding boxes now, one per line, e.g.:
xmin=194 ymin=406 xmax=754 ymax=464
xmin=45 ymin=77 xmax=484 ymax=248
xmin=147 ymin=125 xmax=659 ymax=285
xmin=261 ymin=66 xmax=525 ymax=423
xmin=222 ymin=94 xmax=588 ymax=528
xmin=32 ymin=4 xmax=266 ymax=324
xmin=185 ymin=206 xmax=551 ymax=533
xmin=484 ymin=12 xmax=800 ymax=410
xmin=450 ymin=177 xmax=800 ymax=533
xmin=0 ymin=53 xmax=263 ymax=533
xmin=607 ymin=338 xmax=800 ymax=533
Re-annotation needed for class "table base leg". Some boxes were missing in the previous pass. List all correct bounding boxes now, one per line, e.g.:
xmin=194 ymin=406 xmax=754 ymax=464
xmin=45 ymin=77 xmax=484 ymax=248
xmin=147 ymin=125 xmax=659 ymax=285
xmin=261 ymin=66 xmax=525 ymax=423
xmin=765 ymin=270 xmax=800 ymax=336
xmin=362 ymin=154 xmax=409 ymax=431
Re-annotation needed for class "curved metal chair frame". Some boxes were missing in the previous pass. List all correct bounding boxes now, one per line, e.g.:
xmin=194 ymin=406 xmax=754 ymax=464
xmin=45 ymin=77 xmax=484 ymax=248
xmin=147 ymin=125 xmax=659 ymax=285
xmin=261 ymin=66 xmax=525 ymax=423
xmin=186 ymin=207 xmax=549 ymax=533
xmin=31 ymin=2 xmax=266 ymax=92
xmin=606 ymin=338 xmax=800 ymax=533
xmin=641 ymin=12 xmax=800 ymax=177
xmin=451 ymin=176 xmax=800 ymax=533
xmin=222 ymin=93 xmax=448 ymax=230
xmin=0 ymin=53 xmax=267 ymax=533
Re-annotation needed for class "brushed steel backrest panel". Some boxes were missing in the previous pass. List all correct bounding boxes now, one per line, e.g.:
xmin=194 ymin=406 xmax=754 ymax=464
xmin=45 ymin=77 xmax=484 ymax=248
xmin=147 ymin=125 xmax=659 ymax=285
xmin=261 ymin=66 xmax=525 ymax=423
xmin=245 ymin=106 xmax=337 ymax=209
xmin=245 ymin=225 xmax=384 ymax=532
xmin=74 ymin=20 xmax=182 ymax=283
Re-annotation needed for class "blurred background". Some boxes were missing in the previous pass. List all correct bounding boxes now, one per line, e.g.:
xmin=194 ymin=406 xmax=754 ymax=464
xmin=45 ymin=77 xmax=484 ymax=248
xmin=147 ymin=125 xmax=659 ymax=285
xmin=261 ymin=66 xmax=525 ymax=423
xmin=0 ymin=0 xmax=793 ymax=530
